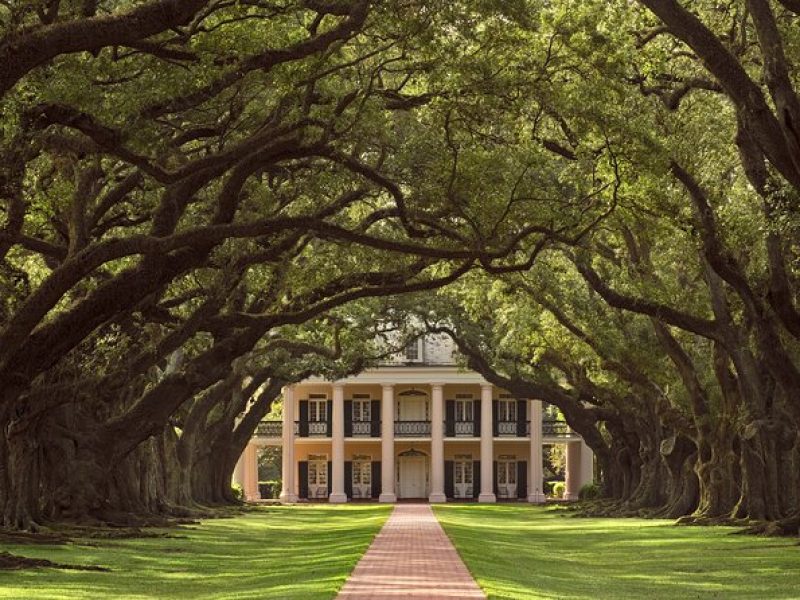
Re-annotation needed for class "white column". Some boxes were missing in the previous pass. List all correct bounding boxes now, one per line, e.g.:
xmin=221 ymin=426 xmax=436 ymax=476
xmin=243 ymin=442 xmax=261 ymax=501
xmin=329 ymin=383 xmax=348 ymax=503
xmin=528 ymin=399 xmax=546 ymax=503
xmin=429 ymin=383 xmax=446 ymax=502
xmin=279 ymin=385 xmax=297 ymax=503
xmin=379 ymin=384 xmax=396 ymax=502
xmin=479 ymin=383 xmax=496 ymax=502
xmin=580 ymin=438 xmax=594 ymax=488
xmin=565 ymin=441 xmax=581 ymax=500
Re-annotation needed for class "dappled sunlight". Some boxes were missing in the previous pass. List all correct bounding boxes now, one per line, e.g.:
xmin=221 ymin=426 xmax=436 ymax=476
xmin=435 ymin=505 xmax=800 ymax=600
xmin=0 ymin=505 xmax=391 ymax=599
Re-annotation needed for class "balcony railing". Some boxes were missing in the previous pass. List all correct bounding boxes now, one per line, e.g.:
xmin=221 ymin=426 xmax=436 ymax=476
xmin=308 ymin=421 xmax=328 ymax=436
xmin=256 ymin=421 xmax=282 ymax=437
xmin=394 ymin=420 xmax=431 ymax=437
xmin=256 ymin=418 xmax=578 ymax=439
xmin=454 ymin=421 xmax=474 ymax=436
xmin=543 ymin=420 xmax=572 ymax=437
xmin=497 ymin=421 xmax=518 ymax=436
xmin=352 ymin=421 xmax=372 ymax=436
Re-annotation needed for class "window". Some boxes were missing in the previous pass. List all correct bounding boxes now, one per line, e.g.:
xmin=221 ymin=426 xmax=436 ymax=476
xmin=404 ymin=338 xmax=423 ymax=361
xmin=498 ymin=398 xmax=517 ymax=421
xmin=309 ymin=398 xmax=327 ymax=422
xmin=455 ymin=398 xmax=473 ymax=422
xmin=353 ymin=397 xmax=371 ymax=422
xmin=308 ymin=454 xmax=328 ymax=486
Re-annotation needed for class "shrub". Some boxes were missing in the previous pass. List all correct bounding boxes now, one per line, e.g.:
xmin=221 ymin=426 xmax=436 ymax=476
xmin=552 ymin=481 xmax=565 ymax=499
xmin=231 ymin=483 xmax=243 ymax=501
xmin=258 ymin=479 xmax=282 ymax=499
xmin=579 ymin=483 xmax=600 ymax=500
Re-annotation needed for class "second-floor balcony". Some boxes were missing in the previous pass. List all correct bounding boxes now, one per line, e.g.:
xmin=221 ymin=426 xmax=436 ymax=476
xmin=255 ymin=417 xmax=578 ymax=440
xmin=543 ymin=420 xmax=573 ymax=437
xmin=394 ymin=420 xmax=431 ymax=437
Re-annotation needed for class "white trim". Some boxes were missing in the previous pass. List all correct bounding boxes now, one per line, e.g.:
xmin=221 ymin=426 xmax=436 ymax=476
xmin=300 ymin=366 xmax=489 ymax=386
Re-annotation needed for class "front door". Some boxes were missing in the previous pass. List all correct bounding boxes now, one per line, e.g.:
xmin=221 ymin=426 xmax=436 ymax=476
xmin=352 ymin=459 xmax=372 ymax=499
xmin=497 ymin=458 xmax=517 ymax=498
xmin=399 ymin=456 xmax=427 ymax=498
xmin=454 ymin=458 xmax=473 ymax=499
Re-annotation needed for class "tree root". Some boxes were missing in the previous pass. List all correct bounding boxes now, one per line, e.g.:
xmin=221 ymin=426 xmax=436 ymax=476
xmin=0 ymin=529 xmax=70 ymax=545
xmin=0 ymin=551 xmax=109 ymax=572
xmin=736 ymin=517 xmax=800 ymax=537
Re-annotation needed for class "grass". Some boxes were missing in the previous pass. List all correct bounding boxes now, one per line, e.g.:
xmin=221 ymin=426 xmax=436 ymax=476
xmin=0 ymin=504 xmax=391 ymax=600
xmin=433 ymin=504 xmax=800 ymax=600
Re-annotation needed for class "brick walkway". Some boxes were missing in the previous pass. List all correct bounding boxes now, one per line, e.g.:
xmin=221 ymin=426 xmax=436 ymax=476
xmin=337 ymin=504 xmax=485 ymax=599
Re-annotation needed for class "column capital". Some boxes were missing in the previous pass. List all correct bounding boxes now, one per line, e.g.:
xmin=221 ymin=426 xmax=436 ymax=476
xmin=480 ymin=382 xmax=493 ymax=392
xmin=430 ymin=382 xmax=445 ymax=390
xmin=332 ymin=382 xmax=345 ymax=391
xmin=381 ymin=383 xmax=395 ymax=392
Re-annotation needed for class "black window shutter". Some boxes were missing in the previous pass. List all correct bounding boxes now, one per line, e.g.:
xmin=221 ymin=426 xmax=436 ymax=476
xmin=344 ymin=461 xmax=353 ymax=498
xmin=492 ymin=400 xmax=499 ymax=436
xmin=518 ymin=460 xmax=528 ymax=499
xmin=473 ymin=400 xmax=481 ymax=436
xmin=326 ymin=400 xmax=333 ymax=437
xmin=473 ymin=461 xmax=481 ymax=498
xmin=370 ymin=400 xmax=381 ymax=437
xmin=493 ymin=460 xmax=499 ymax=496
xmin=444 ymin=460 xmax=454 ymax=498
xmin=344 ymin=400 xmax=353 ymax=437
xmin=445 ymin=400 xmax=455 ymax=437
xmin=298 ymin=461 xmax=308 ymax=499
xmin=327 ymin=461 xmax=332 ymax=495
xmin=371 ymin=461 xmax=381 ymax=498
xmin=517 ymin=399 xmax=527 ymax=437
xmin=299 ymin=401 xmax=309 ymax=437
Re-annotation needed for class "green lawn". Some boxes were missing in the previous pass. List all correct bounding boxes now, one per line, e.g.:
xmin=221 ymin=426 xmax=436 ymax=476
xmin=0 ymin=505 xmax=391 ymax=600
xmin=434 ymin=504 xmax=800 ymax=600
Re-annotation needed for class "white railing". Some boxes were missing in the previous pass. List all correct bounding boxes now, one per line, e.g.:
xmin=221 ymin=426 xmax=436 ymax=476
xmin=498 ymin=421 xmax=517 ymax=436
xmin=352 ymin=421 xmax=371 ymax=436
xmin=455 ymin=421 xmax=474 ymax=436
xmin=309 ymin=422 xmax=328 ymax=436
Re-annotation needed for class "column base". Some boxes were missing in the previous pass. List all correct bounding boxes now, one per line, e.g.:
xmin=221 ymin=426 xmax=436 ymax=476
xmin=564 ymin=492 xmax=579 ymax=501
xmin=279 ymin=492 xmax=298 ymax=503
xmin=527 ymin=492 xmax=546 ymax=504
xmin=328 ymin=493 xmax=348 ymax=503
xmin=378 ymin=493 xmax=397 ymax=503
xmin=428 ymin=493 xmax=447 ymax=503
xmin=245 ymin=492 xmax=261 ymax=502
xmin=478 ymin=493 xmax=497 ymax=503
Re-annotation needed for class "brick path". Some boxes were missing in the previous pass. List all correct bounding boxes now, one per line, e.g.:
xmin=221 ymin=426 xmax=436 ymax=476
xmin=337 ymin=503 xmax=486 ymax=599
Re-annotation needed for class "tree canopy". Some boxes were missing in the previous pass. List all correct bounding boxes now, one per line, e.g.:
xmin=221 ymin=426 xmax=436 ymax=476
xmin=1 ymin=0 xmax=799 ymax=535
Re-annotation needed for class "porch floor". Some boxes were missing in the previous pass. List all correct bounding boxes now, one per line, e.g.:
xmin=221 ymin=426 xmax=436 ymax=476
xmin=336 ymin=503 xmax=485 ymax=599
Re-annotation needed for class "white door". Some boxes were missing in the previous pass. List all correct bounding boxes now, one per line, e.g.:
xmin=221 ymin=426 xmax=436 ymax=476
xmin=399 ymin=456 xmax=427 ymax=498
xmin=352 ymin=460 xmax=371 ymax=499
xmin=400 ymin=398 xmax=426 ymax=421
xmin=454 ymin=459 xmax=473 ymax=498
xmin=497 ymin=459 xmax=517 ymax=498
xmin=308 ymin=459 xmax=328 ymax=499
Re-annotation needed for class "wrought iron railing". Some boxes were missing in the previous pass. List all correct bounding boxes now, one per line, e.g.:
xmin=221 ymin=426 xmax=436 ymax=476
xmin=256 ymin=421 xmax=282 ymax=437
xmin=497 ymin=421 xmax=517 ymax=436
xmin=308 ymin=421 xmax=328 ymax=436
xmin=352 ymin=421 xmax=372 ymax=436
xmin=394 ymin=420 xmax=431 ymax=437
xmin=543 ymin=420 xmax=572 ymax=436
xmin=454 ymin=421 xmax=474 ymax=436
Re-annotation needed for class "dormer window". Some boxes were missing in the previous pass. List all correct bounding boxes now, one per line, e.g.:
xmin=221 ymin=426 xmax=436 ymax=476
xmin=404 ymin=338 xmax=423 ymax=362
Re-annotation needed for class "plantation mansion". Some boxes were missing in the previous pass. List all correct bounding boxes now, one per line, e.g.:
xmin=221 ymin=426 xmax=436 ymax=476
xmin=235 ymin=335 xmax=594 ymax=503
